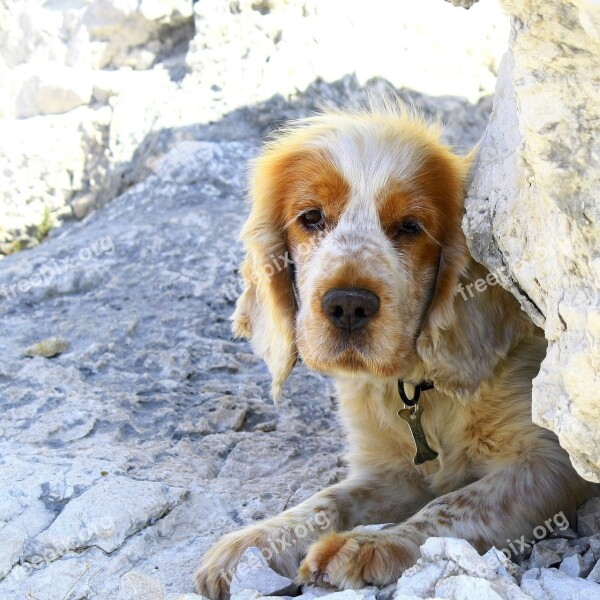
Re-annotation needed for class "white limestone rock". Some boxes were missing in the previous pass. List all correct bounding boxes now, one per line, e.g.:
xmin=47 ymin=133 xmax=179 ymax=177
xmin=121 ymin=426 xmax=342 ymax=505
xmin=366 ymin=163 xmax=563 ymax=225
xmin=463 ymin=0 xmax=600 ymax=481
xmin=395 ymin=537 xmax=528 ymax=600
xmin=22 ymin=476 xmax=188 ymax=563
xmin=521 ymin=567 xmax=600 ymax=599
xmin=230 ymin=547 xmax=298 ymax=597
xmin=435 ymin=574 xmax=504 ymax=599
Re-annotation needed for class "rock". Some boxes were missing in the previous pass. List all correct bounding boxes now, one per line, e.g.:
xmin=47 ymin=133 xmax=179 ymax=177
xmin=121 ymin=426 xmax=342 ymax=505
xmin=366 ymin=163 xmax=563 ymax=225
xmin=230 ymin=590 xmax=262 ymax=600
xmin=559 ymin=554 xmax=593 ymax=579
xmin=577 ymin=497 xmax=600 ymax=536
xmin=590 ymin=534 xmax=600 ymax=560
xmin=463 ymin=0 xmax=600 ymax=482
xmin=314 ymin=591 xmax=374 ymax=600
xmin=521 ymin=567 xmax=600 ymax=599
xmin=230 ymin=548 xmax=298 ymax=597
xmin=117 ymin=571 xmax=165 ymax=600
xmin=175 ymin=595 xmax=210 ymax=600
xmin=24 ymin=336 xmax=69 ymax=358
xmin=587 ymin=560 xmax=600 ymax=583
xmin=394 ymin=537 xmax=529 ymax=600
xmin=578 ymin=515 xmax=600 ymax=537
xmin=16 ymin=65 xmax=94 ymax=118
xmin=297 ymin=587 xmax=340 ymax=600
xmin=23 ymin=476 xmax=188 ymax=562
xmin=435 ymin=574 xmax=504 ymax=599
xmin=535 ymin=538 xmax=571 ymax=556
xmin=564 ymin=538 xmax=590 ymax=558
xmin=395 ymin=560 xmax=452 ymax=597
xmin=420 ymin=537 xmax=492 ymax=578
xmin=528 ymin=545 xmax=563 ymax=570
xmin=482 ymin=546 xmax=521 ymax=585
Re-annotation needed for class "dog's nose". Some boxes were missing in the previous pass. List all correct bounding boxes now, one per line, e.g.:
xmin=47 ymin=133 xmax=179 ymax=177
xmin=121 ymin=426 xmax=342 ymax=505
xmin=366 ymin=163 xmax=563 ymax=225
xmin=322 ymin=288 xmax=380 ymax=331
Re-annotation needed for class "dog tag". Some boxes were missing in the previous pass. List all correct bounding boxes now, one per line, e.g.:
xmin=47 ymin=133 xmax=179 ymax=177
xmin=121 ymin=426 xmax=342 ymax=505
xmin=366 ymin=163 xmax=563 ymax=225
xmin=398 ymin=404 xmax=439 ymax=465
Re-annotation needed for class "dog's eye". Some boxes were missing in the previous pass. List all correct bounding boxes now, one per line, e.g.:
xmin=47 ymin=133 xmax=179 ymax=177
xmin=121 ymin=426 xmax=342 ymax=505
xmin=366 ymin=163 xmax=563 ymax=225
xmin=396 ymin=218 xmax=422 ymax=236
xmin=301 ymin=209 xmax=325 ymax=230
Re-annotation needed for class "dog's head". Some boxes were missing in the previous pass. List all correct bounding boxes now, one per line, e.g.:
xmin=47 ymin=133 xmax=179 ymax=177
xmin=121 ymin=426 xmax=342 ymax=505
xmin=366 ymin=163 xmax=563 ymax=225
xmin=232 ymin=107 xmax=513 ymax=399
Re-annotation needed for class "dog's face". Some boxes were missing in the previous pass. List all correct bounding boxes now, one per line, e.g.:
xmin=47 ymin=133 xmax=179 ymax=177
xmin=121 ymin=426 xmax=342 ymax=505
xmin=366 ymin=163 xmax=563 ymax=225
xmin=233 ymin=110 xmax=471 ymax=396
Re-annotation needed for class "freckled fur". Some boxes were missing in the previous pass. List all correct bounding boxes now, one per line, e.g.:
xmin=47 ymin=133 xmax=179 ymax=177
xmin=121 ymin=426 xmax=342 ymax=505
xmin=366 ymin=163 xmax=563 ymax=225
xmin=195 ymin=106 xmax=598 ymax=599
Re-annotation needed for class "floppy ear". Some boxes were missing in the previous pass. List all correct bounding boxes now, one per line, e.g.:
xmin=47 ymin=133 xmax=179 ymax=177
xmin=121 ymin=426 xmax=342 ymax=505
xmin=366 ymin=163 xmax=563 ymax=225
xmin=231 ymin=144 xmax=299 ymax=400
xmin=416 ymin=150 xmax=534 ymax=400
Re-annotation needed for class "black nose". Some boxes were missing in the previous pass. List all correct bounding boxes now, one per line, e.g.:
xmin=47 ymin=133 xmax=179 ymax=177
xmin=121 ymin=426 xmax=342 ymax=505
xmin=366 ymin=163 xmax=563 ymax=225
xmin=322 ymin=288 xmax=380 ymax=331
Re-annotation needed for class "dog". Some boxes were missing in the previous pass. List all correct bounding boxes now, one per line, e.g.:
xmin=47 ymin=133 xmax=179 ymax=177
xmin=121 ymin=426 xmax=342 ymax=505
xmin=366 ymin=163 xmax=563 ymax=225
xmin=195 ymin=105 xmax=595 ymax=599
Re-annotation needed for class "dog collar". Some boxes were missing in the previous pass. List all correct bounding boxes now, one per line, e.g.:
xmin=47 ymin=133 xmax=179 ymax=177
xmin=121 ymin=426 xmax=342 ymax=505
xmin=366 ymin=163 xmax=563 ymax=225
xmin=398 ymin=380 xmax=435 ymax=406
xmin=397 ymin=380 xmax=438 ymax=465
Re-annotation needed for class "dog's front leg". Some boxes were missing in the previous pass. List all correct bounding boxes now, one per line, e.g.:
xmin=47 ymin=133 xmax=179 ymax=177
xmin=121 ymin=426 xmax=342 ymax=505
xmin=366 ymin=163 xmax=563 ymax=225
xmin=297 ymin=456 xmax=591 ymax=590
xmin=195 ymin=473 xmax=430 ymax=600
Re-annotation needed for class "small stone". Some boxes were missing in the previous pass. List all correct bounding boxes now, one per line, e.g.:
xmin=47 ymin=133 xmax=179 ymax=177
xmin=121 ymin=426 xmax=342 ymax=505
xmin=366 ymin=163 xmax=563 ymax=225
xmin=587 ymin=560 xmax=600 ymax=583
xmin=230 ymin=548 xmax=298 ymax=597
xmin=565 ymin=537 xmax=590 ymax=557
xmin=71 ymin=194 xmax=95 ymax=220
xmin=535 ymin=538 xmax=571 ymax=555
xmin=24 ymin=336 xmax=69 ymax=358
xmin=589 ymin=534 xmax=600 ymax=560
xmin=117 ymin=571 xmax=164 ymax=600
xmin=529 ymin=545 xmax=562 ymax=569
xmin=483 ymin=546 xmax=520 ymax=584
xmin=578 ymin=514 xmax=600 ymax=537
xmin=560 ymin=554 xmax=589 ymax=578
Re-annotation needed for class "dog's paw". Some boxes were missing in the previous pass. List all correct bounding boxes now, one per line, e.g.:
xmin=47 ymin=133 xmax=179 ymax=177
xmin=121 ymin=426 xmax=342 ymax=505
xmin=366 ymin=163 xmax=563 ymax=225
xmin=195 ymin=528 xmax=263 ymax=600
xmin=297 ymin=531 xmax=417 ymax=589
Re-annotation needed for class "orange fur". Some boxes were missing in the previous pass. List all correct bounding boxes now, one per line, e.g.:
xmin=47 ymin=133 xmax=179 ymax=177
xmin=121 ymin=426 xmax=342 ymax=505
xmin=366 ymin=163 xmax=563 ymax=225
xmin=195 ymin=106 xmax=598 ymax=599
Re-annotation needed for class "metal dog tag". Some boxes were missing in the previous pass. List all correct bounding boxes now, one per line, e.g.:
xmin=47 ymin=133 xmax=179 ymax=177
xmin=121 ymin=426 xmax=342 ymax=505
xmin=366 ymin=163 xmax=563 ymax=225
xmin=398 ymin=403 xmax=439 ymax=465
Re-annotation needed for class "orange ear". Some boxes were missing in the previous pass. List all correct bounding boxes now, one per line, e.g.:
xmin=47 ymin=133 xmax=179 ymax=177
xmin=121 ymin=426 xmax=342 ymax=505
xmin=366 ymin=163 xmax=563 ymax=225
xmin=415 ymin=149 xmax=534 ymax=399
xmin=231 ymin=142 xmax=301 ymax=400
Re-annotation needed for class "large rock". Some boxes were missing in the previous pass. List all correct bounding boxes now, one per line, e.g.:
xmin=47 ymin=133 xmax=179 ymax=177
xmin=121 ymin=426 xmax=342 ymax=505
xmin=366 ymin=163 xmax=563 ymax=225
xmin=463 ymin=0 xmax=600 ymax=481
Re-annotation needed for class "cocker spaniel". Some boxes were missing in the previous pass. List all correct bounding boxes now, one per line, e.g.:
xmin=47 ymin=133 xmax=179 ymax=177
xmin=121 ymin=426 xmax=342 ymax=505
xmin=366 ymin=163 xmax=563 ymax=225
xmin=195 ymin=106 xmax=595 ymax=599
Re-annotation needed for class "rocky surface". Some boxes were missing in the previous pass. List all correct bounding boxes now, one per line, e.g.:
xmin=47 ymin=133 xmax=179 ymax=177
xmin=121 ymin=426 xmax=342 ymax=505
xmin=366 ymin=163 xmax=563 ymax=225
xmin=463 ymin=0 xmax=600 ymax=481
xmin=0 ymin=0 xmax=508 ymax=254
xmin=3 ymin=0 xmax=600 ymax=598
